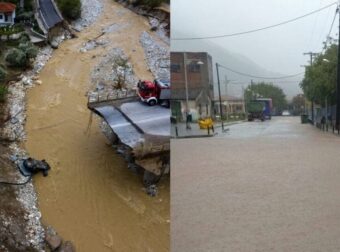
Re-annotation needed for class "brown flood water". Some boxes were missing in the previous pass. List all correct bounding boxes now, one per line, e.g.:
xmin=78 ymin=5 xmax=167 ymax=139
xmin=24 ymin=1 xmax=169 ymax=251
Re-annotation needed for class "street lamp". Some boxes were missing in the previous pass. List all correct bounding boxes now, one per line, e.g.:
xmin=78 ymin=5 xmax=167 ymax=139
xmin=183 ymin=53 xmax=204 ymax=129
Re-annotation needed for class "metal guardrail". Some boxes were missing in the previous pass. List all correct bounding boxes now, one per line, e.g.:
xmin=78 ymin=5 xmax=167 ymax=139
xmin=87 ymin=89 xmax=138 ymax=104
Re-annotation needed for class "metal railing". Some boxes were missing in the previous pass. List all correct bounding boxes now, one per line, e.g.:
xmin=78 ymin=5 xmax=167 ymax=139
xmin=88 ymin=89 xmax=137 ymax=104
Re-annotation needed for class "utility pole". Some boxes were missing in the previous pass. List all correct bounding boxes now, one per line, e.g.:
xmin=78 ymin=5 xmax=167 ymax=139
xmin=303 ymin=52 xmax=319 ymax=124
xmin=224 ymin=76 xmax=229 ymax=121
xmin=183 ymin=52 xmax=191 ymax=129
xmin=216 ymin=63 xmax=224 ymax=130
xmin=336 ymin=4 xmax=340 ymax=129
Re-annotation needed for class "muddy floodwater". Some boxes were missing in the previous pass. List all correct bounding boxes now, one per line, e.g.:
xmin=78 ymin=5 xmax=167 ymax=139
xmin=24 ymin=1 xmax=169 ymax=251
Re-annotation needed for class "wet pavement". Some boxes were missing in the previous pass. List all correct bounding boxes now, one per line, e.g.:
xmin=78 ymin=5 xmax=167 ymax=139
xmin=172 ymin=116 xmax=340 ymax=252
xmin=171 ymin=122 xmax=215 ymax=138
xmin=120 ymin=102 xmax=170 ymax=136
xmin=25 ymin=0 xmax=169 ymax=251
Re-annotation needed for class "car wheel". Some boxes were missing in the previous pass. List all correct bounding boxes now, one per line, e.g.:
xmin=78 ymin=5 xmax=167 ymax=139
xmin=148 ymin=100 xmax=156 ymax=106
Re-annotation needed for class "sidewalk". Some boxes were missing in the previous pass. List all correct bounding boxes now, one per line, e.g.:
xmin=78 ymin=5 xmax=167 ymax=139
xmin=171 ymin=120 xmax=245 ymax=138
xmin=171 ymin=122 xmax=215 ymax=138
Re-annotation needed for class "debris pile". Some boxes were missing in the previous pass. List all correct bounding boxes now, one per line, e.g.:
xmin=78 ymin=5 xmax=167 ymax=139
xmin=88 ymin=48 xmax=138 ymax=102
xmin=103 ymin=22 xmax=130 ymax=33
xmin=139 ymin=31 xmax=170 ymax=80
xmin=79 ymin=38 xmax=109 ymax=52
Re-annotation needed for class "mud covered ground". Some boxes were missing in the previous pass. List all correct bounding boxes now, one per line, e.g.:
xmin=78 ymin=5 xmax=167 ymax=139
xmin=0 ymin=144 xmax=43 ymax=252
xmin=0 ymin=144 xmax=31 ymax=252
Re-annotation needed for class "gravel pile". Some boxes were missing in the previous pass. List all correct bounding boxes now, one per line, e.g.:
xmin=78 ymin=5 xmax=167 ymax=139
xmin=139 ymin=31 xmax=170 ymax=80
xmin=72 ymin=0 xmax=103 ymax=31
xmin=91 ymin=48 xmax=138 ymax=88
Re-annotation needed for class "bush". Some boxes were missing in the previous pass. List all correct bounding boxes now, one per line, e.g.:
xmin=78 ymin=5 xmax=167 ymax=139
xmin=56 ymin=0 xmax=81 ymax=20
xmin=19 ymin=33 xmax=30 ymax=43
xmin=5 ymin=48 xmax=27 ymax=67
xmin=5 ymin=41 xmax=38 ymax=68
xmin=0 ymin=67 xmax=7 ymax=82
xmin=0 ymin=24 xmax=24 ymax=36
xmin=0 ymin=85 xmax=8 ymax=103
xmin=24 ymin=45 xmax=38 ymax=59
xmin=135 ymin=0 xmax=163 ymax=8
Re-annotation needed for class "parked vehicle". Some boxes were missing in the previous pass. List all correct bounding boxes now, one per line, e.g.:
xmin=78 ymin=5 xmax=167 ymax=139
xmin=137 ymin=79 xmax=170 ymax=107
xmin=282 ymin=110 xmax=290 ymax=116
xmin=247 ymin=101 xmax=265 ymax=121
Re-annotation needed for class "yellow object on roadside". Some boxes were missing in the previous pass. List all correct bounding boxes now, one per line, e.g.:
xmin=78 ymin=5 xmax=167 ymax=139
xmin=198 ymin=118 xmax=213 ymax=129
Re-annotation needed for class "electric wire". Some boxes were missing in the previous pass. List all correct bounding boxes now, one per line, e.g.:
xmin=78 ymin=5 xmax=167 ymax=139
xmin=327 ymin=8 xmax=338 ymax=39
xmin=307 ymin=0 xmax=322 ymax=50
xmin=316 ymin=3 xmax=333 ymax=49
xmin=172 ymin=2 xmax=338 ymax=40
xmin=217 ymin=63 xmax=304 ymax=80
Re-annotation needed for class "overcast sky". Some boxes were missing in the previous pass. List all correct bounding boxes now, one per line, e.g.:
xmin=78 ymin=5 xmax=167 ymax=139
xmin=171 ymin=0 xmax=338 ymax=77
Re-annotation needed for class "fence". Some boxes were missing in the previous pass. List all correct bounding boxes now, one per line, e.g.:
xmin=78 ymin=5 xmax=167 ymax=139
xmin=307 ymin=104 xmax=340 ymax=133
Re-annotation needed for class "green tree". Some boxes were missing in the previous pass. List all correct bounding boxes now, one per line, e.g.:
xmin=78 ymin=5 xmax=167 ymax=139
xmin=245 ymin=82 xmax=287 ymax=114
xmin=5 ymin=48 xmax=27 ymax=67
xmin=300 ymin=43 xmax=337 ymax=106
xmin=290 ymin=94 xmax=305 ymax=115
xmin=56 ymin=0 xmax=81 ymax=20
xmin=5 ymin=41 xmax=37 ymax=68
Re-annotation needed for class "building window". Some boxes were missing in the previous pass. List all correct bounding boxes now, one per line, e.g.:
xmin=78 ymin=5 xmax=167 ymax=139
xmin=171 ymin=63 xmax=181 ymax=73
xmin=188 ymin=63 xmax=200 ymax=72
xmin=0 ymin=14 xmax=3 ymax=20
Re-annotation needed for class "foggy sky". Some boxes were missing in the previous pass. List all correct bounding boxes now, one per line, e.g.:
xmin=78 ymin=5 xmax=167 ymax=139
xmin=171 ymin=0 xmax=338 ymax=96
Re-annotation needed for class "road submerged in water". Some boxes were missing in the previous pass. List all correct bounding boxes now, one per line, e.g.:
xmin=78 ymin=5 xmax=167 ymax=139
xmin=24 ymin=1 xmax=170 ymax=251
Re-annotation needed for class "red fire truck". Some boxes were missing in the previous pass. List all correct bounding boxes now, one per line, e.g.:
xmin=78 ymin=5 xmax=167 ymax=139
xmin=137 ymin=79 xmax=170 ymax=107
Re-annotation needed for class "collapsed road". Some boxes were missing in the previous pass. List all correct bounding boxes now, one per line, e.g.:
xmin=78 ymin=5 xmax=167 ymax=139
xmin=88 ymin=94 xmax=170 ymax=185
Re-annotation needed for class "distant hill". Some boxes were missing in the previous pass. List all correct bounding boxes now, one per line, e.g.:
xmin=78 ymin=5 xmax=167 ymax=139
xmin=171 ymin=32 xmax=302 ymax=100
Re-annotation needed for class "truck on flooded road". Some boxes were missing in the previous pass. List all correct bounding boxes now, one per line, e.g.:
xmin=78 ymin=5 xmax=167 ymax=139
xmin=256 ymin=98 xmax=272 ymax=119
xmin=247 ymin=98 xmax=272 ymax=121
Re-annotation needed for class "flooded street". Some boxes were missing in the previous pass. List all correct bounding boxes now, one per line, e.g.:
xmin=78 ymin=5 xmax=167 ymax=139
xmin=24 ymin=1 xmax=169 ymax=251
xmin=172 ymin=117 xmax=340 ymax=252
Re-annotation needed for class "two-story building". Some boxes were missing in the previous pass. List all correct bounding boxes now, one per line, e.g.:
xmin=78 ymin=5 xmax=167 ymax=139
xmin=171 ymin=52 xmax=214 ymax=122
xmin=0 ymin=2 xmax=16 ymax=26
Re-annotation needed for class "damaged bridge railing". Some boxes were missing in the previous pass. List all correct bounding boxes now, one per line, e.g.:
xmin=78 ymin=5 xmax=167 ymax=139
xmin=88 ymin=89 xmax=137 ymax=104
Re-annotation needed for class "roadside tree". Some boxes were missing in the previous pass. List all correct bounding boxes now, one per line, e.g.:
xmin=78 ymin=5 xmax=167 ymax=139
xmin=300 ymin=42 xmax=337 ymax=106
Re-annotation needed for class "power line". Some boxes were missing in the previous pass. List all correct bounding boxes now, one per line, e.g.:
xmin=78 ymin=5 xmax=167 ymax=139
xmin=322 ymin=6 xmax=339 ymax=52
xmin=327 ymin=8 xmax=338 ymax=39
xmin=172 ymin=2 xmax=338 ymax=41
xmin=216 ymin=63 xmax=304 ymax=80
